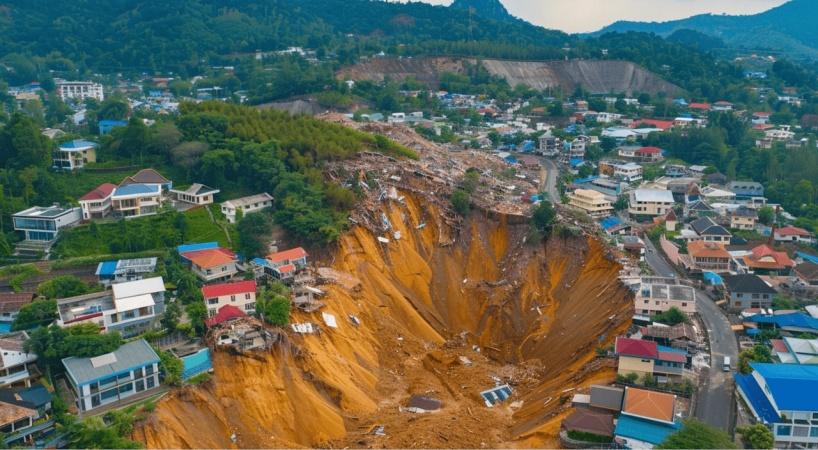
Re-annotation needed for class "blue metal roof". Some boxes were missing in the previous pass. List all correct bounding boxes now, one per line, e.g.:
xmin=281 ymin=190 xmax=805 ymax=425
xmin=600 ymin=216 xmax=623 ymax=231
xmin=657 ymin=345 xmax=686 ymax=355
xmin=748 ymin=313 xmax=818 ymax=332
xmin=797 ymin=252 xmax=818 ymax=264
xmin=573 ymin=176 xmax=599 ymax=185
xmin=59 ymin=139 xmax=97 ymax=150
xmin=96 ymin=260 xmax=118 ymax=277
xmin=751 ymin=363 xmax=818 ymax=412
xmin=113 ymin=183 xmax=160 ymax=197
xmin=702 ymin=271 xmax=723 ymax=286
xmin=569 ymin=158 xmax=583 ymax=168
xmin=615 ymin=415 xmax=681 ymax=445
xmin=177 ymin=242 xmax=219 ymax=254
xmin=735 ymin=373 xmax=780 ymax=423
xmin=252 ymin=257 xmax=270 ymax=267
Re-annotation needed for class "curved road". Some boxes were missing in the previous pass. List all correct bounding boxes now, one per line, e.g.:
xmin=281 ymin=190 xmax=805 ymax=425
xmin=538 ymin=158 xmax=560 ymax=204
xmin=643 ymin=237 xmax=738 ymax=432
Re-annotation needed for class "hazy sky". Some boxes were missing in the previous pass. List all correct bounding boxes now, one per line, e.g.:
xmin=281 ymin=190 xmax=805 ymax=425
xmin=396 ymin=0 xmax=789 ymax=33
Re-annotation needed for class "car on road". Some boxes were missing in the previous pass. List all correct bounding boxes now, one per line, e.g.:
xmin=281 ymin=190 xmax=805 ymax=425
xmin=723 ymin=356 xmax=731 ymax=372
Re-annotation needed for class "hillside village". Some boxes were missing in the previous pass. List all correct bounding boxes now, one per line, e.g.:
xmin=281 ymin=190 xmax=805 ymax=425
xmin=2 ymin=6 xmax=818 ymax=449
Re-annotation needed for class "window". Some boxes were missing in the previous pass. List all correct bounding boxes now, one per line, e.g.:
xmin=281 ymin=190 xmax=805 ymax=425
xmin=208 ymin=298 xmax=219 ymax=305
xmin=136 ymin=380 xmax=145 ymax=392
xmin=230 ymin=295 xmax=236 ymax=302
xmin=810 ymin=427 xmax=818 ymax=438
xmin=244 ymin=303 xmax=255 ymax=311
xmin=245 ymin=293 xmax=252 ymax=300
xmin=100 ymin=388 xmax=119 ymax=401
xmin=682 ymin=303 xmax=687 ymax=307
xmin=134 ymin=367 xmax=144 ymax=379
xmin=777 ymin=426 xmax=792 ymax=436
xmin=91 ymin=395 xmax=101 ymax=408
xmin=119 ymin=384 xmax=134 ymax=394
xmin=812 ymin=413 xmax=818 ymax=420
xmin=145 ymin=364 xmax=154 ymax=376
xmin=146 ymin=376 xmax=155 ymax=389
xmin=794 ymin=426 xmax=809 ymax=437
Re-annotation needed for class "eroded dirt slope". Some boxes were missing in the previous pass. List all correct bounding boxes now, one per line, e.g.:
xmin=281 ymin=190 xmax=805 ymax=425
xmin=136 ymin=193 xmax=632 ymax=448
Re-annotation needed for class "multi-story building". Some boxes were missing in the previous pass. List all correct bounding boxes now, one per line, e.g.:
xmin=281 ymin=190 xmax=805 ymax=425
xmin=599 ymin=160 xmax=643 ymax=183
xmin=537 ymin=134 xmax=561 ymax=157
xmin=111 ymin=184 xmax=163 ymax=219
xmin=62 ymin=339 xmax=160 ymax=414
xmin=731 ymin=207 xmax=758 ymax=231
xmin=568 ymin=189 xmax=614 ymax=218
xmin=633 ymin=277 xmax=696 ymax=316
xmin=53 ymin=140 xmax=97 ymax=170
xmin=202 ymin=280 xmax=257 ymax=318
xmin=78 ymin=183 xmax=116 ymax=220
xmin=686 ymin=241 xmax=731 ymax=273
xmin=685 ymin=217 xmax=732 ymax=244
xmin=614 ymin=337 xmax=689 ymax=383
xmin=628 ymin=189 xmax=675 ymax=217
xmin=12 ymin=205 xmax=81 ymax=242
xmin=736 ymin=363 xmax=818 ymax=449
xmin=723 ymin=274 xmax=777 ymax=310
xmin=221 ymin=193 xmax=273 ymax=224
xmin=0 ymin=332 xmax=38 ymax=388
xmin=265 ymin=247 xmax=309 ymax=281
xmin=56 ymin=277 xmax=166 ymax=337
xmin=55 ymin=81 xmax=104 ymax=102
xmin=180 ymin=248 xmax=238 ymax=282
xmin=169 ymin=183 xmax=220 ymax=207
xmin=95 ymin=257 xmax=158 ymax=286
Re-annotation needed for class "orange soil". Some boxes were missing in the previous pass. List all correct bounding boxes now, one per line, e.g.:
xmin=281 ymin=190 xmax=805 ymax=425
xmin=136 ymin=193 xmax=632 ymax=448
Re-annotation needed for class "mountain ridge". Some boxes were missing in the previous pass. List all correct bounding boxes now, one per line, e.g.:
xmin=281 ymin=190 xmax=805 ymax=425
xmin=449 ymin=0 xmax=516 ymax=23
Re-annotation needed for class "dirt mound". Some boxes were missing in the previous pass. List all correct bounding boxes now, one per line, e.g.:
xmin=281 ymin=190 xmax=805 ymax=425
xmin=337 ymin=57 xmax=680 ymax=95
xmin=136 ymin=192 xmax=632 ymax=448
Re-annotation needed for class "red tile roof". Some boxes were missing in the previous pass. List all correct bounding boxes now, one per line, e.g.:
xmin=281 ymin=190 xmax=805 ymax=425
xmin=205 ymin=305 xmax=246 ymax=328
xmin=770 ymin=339 xmax=789 ymax=354
xmin=615 ymin=337 xmax=659 ymax=359
xmin=181 ymin=248 xmax=236 ymax=269
xmin=636 ymin=146 xmax=662 ymax=154
xmin=622 ymin=387 xmax=676 ymax=423
xmin=689 ymin=102 xmax=711 ymax=110
xmin=201 ymin=280 xmax=256 ymax=298
xmin=79 ymin=183 xmax=117 ymax=201
xmin=744 ymin=245 xmax=794 ymax=270
xmin=777 ymin=226 xmax=811 ymax=237
xmin=277 ymin=263 xmax=296 ymax=274
xmin=267 ymin=247 xmax=308 ymax=265
xmin=634 ymin=120 xmax=673 ymax=131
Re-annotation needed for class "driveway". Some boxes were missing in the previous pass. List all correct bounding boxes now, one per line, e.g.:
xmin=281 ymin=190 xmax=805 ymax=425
xmin=643 ymin=237 xmax=738 ymax=432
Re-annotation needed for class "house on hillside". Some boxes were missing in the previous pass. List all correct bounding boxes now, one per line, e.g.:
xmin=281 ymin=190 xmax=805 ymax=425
xmin=685 ymin=241 xmax=731 ymax=273
xmin=12 ymin=205 xmax=81 ymax=243
xmin=774 ymin=226 xmax=815 ymax=245
xmin=730 ymin=207 xmax=758 ymax=231
xmin=120 ymin=169 xmax=172 ymax=192
xmin=614 ymin=337 xmax=689 ymax=383
xmin=265 ymin=247 xmax=309 ymax=281
xmin=728 ymin=181 xmax=765 ymax=199
xmin=111 ymin=183 xmax=163 ymax=219
xmin=0 ymin=332 xmax=38 ymax=388
xmin=221 ymin=193 xmax=273 ymax=224
xmin=614 ymin=387 xmax=681 ymax=449
xmin=743 ymin=245 xmax=795 ymax=276
xmin=0 ymin=293 xmax=36 ymax=331
xmin=78 ymin=183 xmax=116 ymax=220
xmin=53 ymin=140 xmax=97 ymax=170
xmin=633 ymin=277 xmax=696 ymax=317
xmin=599 ymin=160 xmax=643 ymax=183
xmin=683 ymin=217 xmax=732 ymax=244
xmin=628 ymin=189 xmax=675 ymax=218
xmin=0 ymin=384 xmax=54 ymax=446
xmin=202 ymin=280 xmax=257 ymax=318
xmin=180 ymin=248 xmax=238 ymax=282
xmin=95 ymin=257 xmax=158 ymax=285
xmin=723 ymin=274 xmax=777 ymax=310
xmin=62 ymin=339 xmax=160 ymax=414
xmin=568 ymin=189 xmax=613 ymax=219
xmin=169 ymin=183 xmax=220 ymax=207
xmin=634 ymin=146 xmax=664 ymax=162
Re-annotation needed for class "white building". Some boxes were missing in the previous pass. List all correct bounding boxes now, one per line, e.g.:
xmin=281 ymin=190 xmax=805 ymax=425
xmin=568 ymin=189 xmax=614 ymax=218
xmin=13 ymin=205 xmax=81 ymax=242
xmin=221 ymin=193 xmax=273 ymax=224
xmin=202 ymin=280 xmax=257 ymax=318
xmin=629 ymin=189 xmax=675 ymax=217
xmin=53 ymin=140 xmax=97 ymax=170
xmin=56 ymin=81 xmax=104 ymax=102
xmin=0 ymin=332 xmax=37 ymax=388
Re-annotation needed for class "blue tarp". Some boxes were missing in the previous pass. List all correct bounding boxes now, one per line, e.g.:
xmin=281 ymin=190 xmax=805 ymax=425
xmin=181 ymin=348 xmax=212 ymax=380
xmin=600 ymin=216 xmax=623 ymax=231
xmin=797 ymin=252 xmax=818 ymax=264
xmin=0 ymin=323 xmax=11 ymax=334
xmin=746 ymin=328 xmax=762 ymax=336
xmin=614 ymin=415 xmax=681 ymax=445
xmin=177 ymin=242 xmax=219 ymax=254
xmin=569 ymin=158 xmax=583 ymax=168
xmin=573 ymin=176 xmax=599 ymax=185
xmin=735 ymin=373 xmax=779 ymax=424
xmin=702 ymin=271 xmax=723 ymax=286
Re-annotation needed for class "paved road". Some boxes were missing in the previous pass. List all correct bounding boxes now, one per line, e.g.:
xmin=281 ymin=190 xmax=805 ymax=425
xmin=643 ymin=237 xmax=738 ymax=432
xmin=538 ymin=158 xmax=560 ymax=204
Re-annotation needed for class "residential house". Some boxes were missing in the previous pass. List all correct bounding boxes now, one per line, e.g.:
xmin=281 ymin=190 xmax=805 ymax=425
xmin=517 ymin=155 xmax=540 ymax=170
xmin=561 ymin=409 xmax=615 ymax=440
xmin=700 ymin=185 xmax=736 ymax=203
xmin=686 ymin=241 xmax=731 ymax=273
xmin=618 ymin=146 xmax=639 ymax=159
xmin=684 ymin=200 xmax=717 ymax=219
xmin=169 ymin=183 xmax=220 ymax=206
xmin=62 ymin=339 xmax=160 ymax=413
xmin=615 ymin=337 xmax=688 ymax=382
xmin=120 ymin=169 xmax=172 ymax=192
xmin=743 ymin=245 xmax=795 ymax=276
xmin=180 ymin=248 xmax=238 ymax=282
xmin=13 ymin=205 xmax=81 ymax=242
xmin=0 ymin=293 xmax=35 ymax=331
xmin=55 ymin=80 xmax=104 ymax=102
xmin=775 ymin=226 xmax=815 ymax=245
xmin=685 ymin=217 xmax=732 ymax=244
xmin=712 ymin=101 xmax=734 ymax=112
xmin=629 ymin=189 xmax=675 ymax=218
xmin=728 ymin=181 xmax=765 ymax=199
xmin=731 ymin=207 xmax=758 ymax=231
xmin=634 ymin=146 xmax=664 ymax=162
xmin=221 ymin=193 xmax=273 ymax=224
xmin=53 ymin=140 xmax=97 ymax=170
xmin=538 ymin=134 xmax=561 ymax=157
xmin=747 ymin=313 xmax=818 ymax=335
xmin=56 ymin=277 xmax=166 ymax=337
xmin=664 ymin=210 xmax=678 ymax=232
xmin=568 ymin=189 xmax=614 ymax=218
xmin=599 ymin=160 xmax=643 ymax=183
xmin=265 ymin=247 xmax=309 ymax=281
xmin=723 ymin=274 xmax=777 ymax=310
xmin=736 ymin=363 xmax=818 ymax=448
xmin=0 ymin=332 xmax=38 ymax=388
xmin=589 ymin=385 xmax=625 ymax=412
xmin=78 ymin=183 xmax=117 ymax=220
xmin=751 ymin=112 xmax=772 ymax=125
xmin=0 ymin=384 xmax=53 ymax=446
xmin=111 ymin=183 xmax=163 ymax=219
xmin=640 ymin=323 xmax=696 ymax=348
xmin=95 ymin=257 xmax=158 ymax=285
xmin=202 ymin=280 xmax=257 ymax=318
xmin=0 ymin=400 xmax=38 ymax=443
xmin=614 ymin=387 xmax=681 ymax=449
xmin=633 ymin=277 xmax=696 ymax=316
xmin=772 ymin=337 xmax=818 ymax=365
xmin=794 ymin=262 xmax=818 ymax=287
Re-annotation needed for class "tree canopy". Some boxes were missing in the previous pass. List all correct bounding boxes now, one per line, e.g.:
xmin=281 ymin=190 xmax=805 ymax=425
xmin=658 ymin=419 xmax=736 ymax=449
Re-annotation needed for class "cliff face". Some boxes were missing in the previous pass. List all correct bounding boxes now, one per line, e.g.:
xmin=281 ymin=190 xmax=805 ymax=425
xmin=136 ymin=193 xmax=632 ymax=448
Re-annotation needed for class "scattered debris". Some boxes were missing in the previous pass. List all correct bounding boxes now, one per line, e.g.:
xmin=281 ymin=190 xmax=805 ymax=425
xmin=404 ymin=395 xmax=443 ymax=414
xmin=459 ymin=356 xmax=473 ymax=366
xmin=322 ymin=312 xmax=338 ymax=329
xmin=291 ymin=323 xmax=317 ymax=334
xmin=480 ymin=384 xmax=513 ymax=407
xmin=348 ymin=314 xmax=361 ymax=327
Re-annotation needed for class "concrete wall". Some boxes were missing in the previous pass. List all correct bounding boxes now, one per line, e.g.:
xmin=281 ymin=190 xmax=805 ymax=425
xmin=660 ymin=235 xmax=681 ymax=266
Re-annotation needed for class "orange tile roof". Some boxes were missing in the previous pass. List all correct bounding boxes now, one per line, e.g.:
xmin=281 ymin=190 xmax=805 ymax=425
xmin=687 ymin=241 xmax=730 ymax=259
xmin=267 ymin=247 xmax=308 ymax=265
xmin=744 ymin=245 xmax=794 ymax=270
xmin=622 ymin=387 xmax=675 ymax=423
xmin=181 ymin=248 xmax=236 ymax=269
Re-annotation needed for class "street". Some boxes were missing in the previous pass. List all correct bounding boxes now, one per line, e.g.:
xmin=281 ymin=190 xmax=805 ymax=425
xmin=643 ymin=237 xmax=738 ymax=432
xmin=538 ymin=158 xmax=560 ymax=204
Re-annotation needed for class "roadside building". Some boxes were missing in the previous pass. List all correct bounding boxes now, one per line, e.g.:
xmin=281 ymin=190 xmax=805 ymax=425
xmin=723 ymin=274 xmax=777 ymax=310
xmin=220 ymin=193 xmax=273 ymax=224
xmin=0 ymin=384 xmax=53 ymax=445
xmin=615 ymin=337 xmax=688 ymax=383
xmin=685 ymin=241 xmax=731 ymax=273
xmin=202 ymin=280 xmax=257 ymax=318
xmin=0 ymin=332 xmax=38 ymax=388
xmin=743 ymin=245 xmax=795 ymax=276
xmin=614 ymin=387 xmax=681 ymax=449
xmin=629 ymin=189 xmax=675 ymax=218
xmin=634 ymin=277 xmax=696 ymax=316
xmin=62 ymin=339 xmax=160 ymax=414
xmin=53 ymin=140 xmax=97 ymax=171
xmin=599 ymin=160 xmax=643 ymax=183
xmin=568 ymin=189 xmax=614 ymax=218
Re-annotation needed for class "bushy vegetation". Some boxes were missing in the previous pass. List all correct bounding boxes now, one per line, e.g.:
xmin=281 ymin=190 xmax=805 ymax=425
xmin=25 ymin=324 xmax=123 ymax=377
xmin=652 ymin=307 xmax=691 ymax=326
xmin=737 ymin=423 xmax=774 ymax=450
xmin=256 ymin=288 xmax=291 ymax=326
xmin=739 ymin=344 xmax=773 ymax=374
xmin=12 ymin=299 xmax=57 ymax=331
xmin=658 ymin=419 xmax=736 ymax=449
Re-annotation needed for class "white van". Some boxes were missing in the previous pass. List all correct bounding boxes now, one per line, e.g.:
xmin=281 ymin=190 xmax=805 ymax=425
xmin=723 ymin=356 xmax=731 ymax=372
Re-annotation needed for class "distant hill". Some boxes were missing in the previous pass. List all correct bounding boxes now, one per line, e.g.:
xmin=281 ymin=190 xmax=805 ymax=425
xmin=596 ymin=0 xmax=818 ymax=61
xmin=450 ymin=0 xmax=516 ymax=23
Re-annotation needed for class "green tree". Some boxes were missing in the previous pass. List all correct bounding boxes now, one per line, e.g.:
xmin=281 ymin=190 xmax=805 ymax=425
xmin=737 ymin=424 xmax=774 ymax=449
xmin=185 ymin=298 xmax=207 ymax=335
xmin=0 ymin=113 xmax=51 ymax=169
xmin=12 ymin=299 xmax=57 ymax=331
xmin=451 ymin=189 xmax=471 ymax=216
xmin=739 ymin=344 xmax=773 ymax=374
xmin=66 ymin=416 xmax=141 ymax=449
xmin=531 ymin=201 xmax=556 ymax=237
xmin=160 ymin=300 xmax=182 ymax=332
xmin=658 ymin=419 xmax=736 ymax=449
xmin=156 ymin=348 xmax=183 ymax=386
xmin=36 ymin=275 xmax=93 ymax=299
xmin=97 ymin=97 xmax=129 ymax=121
xmin=652 ymin=307 xmax=691 ymax=326
xmin=757 ymin=206 xmax=775 ymax=226
xmin=256 ymin=289 xmax=291 ymax=326
xmin=237 ymin=212 xmax=273 ymax=258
